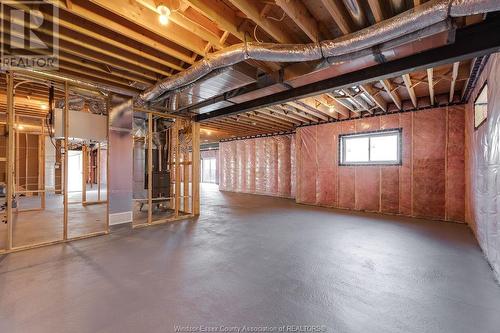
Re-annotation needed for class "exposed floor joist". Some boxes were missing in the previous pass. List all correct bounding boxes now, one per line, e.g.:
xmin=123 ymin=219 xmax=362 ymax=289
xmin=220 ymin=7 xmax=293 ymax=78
xmin=196 ymin=18 xmax=500 ymax=122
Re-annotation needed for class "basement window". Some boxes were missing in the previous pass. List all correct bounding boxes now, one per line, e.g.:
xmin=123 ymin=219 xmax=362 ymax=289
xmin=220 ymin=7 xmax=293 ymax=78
xmin=339 ymin=129 xmax=402 ymax=166
xmin=474 ymin=82 xmax=488 ymax=129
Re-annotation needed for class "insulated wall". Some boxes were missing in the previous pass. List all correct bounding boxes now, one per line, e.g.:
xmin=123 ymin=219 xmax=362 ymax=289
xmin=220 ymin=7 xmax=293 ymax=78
xmin=296 ymin=106 xmax=465 ymax=222
xmin=465 ymin=53 xmax=500 ymax=280
xmin=219 ymin=135 xmax=295 ymax=198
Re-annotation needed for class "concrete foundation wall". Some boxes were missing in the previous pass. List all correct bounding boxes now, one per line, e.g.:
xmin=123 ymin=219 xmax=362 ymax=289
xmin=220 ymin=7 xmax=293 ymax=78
xmin=219 ymin=135 xmax=295 ymax=198
xmin=465 ymin=53 xmax=500 ymax=280
xmin=294 ymin=106 xmax=465 ymax=222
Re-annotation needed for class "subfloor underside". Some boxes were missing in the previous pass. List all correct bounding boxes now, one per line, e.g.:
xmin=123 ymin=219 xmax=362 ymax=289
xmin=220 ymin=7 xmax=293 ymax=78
xmin=1 ymin=184 xmax=500 ymax=333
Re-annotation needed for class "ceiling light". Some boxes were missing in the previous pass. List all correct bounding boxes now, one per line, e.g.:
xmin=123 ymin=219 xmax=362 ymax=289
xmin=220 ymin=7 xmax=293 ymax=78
xmin=157 ymin=4 xmax=171 ymax=25
xmin=40 ymin=104 xmax=48 ymax=110
xmin=17 ymin=125 xmax=25 ymax=130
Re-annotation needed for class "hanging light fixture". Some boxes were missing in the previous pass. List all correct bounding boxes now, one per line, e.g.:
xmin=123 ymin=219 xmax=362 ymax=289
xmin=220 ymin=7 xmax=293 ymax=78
xmin=157 ymin=3 xmax=171 ymax=25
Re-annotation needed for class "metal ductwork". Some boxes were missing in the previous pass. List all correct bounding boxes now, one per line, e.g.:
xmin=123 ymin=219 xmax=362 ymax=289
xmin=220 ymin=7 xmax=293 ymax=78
xmin=164 ymin=64 xmax=257 ymax=113
xmin=56 ymin=97 xmax=107 ymax=114
xmin=137 ymin=0 xmax=500 ymax=105
xmin=56 ymin=97 xmax=85 ymax=111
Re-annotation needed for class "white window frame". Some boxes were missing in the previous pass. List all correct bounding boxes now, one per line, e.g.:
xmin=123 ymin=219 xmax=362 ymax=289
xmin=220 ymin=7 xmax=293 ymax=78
xmin=339 ymin=128 xmax=402 ymax=166
xmin=474 ymin=82 xmax=488 ymax=130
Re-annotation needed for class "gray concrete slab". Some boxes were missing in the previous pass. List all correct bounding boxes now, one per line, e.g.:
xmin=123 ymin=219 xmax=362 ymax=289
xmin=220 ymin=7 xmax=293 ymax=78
xmin=1 ymin=183 xmax=500 ymax=333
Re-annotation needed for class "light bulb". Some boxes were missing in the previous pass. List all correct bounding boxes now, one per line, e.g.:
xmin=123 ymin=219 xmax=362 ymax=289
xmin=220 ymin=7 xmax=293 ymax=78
xmin=159 ymin=14 xmax=169 ymax=25
xmin=157 ymin=4 xmax=170 ymax=25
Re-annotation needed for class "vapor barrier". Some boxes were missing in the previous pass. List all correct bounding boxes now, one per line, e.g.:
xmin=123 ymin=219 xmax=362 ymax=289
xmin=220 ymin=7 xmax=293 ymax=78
xmin=296 ymin=107 xmax=465 ymax=222
xmin=219 ymin=135 xmax=295 ymax=198
xmin=465 ymin=53 xmax=500 ymax=280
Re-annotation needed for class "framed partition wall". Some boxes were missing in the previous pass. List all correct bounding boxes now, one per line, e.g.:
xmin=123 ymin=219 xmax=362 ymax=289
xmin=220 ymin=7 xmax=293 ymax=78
xmin=0 ymin=71 xmax=109 ymax=254
xmin=132 ymin=109 xmax=200 ymax=228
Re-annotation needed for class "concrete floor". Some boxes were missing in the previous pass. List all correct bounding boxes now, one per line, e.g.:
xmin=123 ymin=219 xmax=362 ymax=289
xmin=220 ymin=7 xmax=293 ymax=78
xmin=1 ymin=184 xmax=500 ymax=333
xmin=0 ymin=189 xmax=107 ymax=249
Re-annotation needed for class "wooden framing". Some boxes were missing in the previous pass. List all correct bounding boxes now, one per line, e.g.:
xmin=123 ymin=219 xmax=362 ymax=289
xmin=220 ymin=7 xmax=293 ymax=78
xmin=132 ymin=108 xmax=200 ymax=229
xmin=226 ymin=0 xmax=296 ymax=43
xmin=63 ymin=81 xmax=69 ymax=240
xmin=275 ymin=0 xmax=320 ymax=42
xmin=449 ymin=62 xmax=460 ymax=102
xmin=320 ymin=0 xmax=353 ymax=34
xmin=427 ymin=68 xmax=435 ymax=105
xmin=6 ymin=72 xmax=14 ymax=250
xmin=0 ymin=73 xmax=110 ymax=254
xmin=192 ymin=122 xmax=200 ymax=215
xmin=147 ymin=112 xmax=153 ymax=224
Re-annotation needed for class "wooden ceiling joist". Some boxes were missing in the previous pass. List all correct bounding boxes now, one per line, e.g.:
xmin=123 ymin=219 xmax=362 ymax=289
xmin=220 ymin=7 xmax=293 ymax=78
xmin=185 ymin=0 xmax=247 ymax=42
xmin=86 ymin=0 xmax=208 ymax=56
xmin=402 ymin=74 xmax=417 ymax=107
xmin=449 ymin=62 xmax=460 ymax=102
xmin=367 ymin=0 xmax=386 ymax=23
xmin=288 ymin=101 xmax=329 ymax=121
xmin=226 ymin=0 xmax=296 ymax=43
xmin=359 ymin=85 xmax=387 ymax=112
xmin=42 ymin=1 xmax=194 ymax=65
xmin=257 ymin=110 xmax=300 ymax=126
xmin=275 ymin=0 xmax=320 ymax=42
xmin=427 ymin=68 xmax=435 ymax=105
xmin=379 ymin=79 xmax=402 ymax=110
xmin=267 ymin=106 xmax=310 ymax=124
xmin=281 ymin=104 xmax=319 ymax=122
xmin=320 ymin=0 xmax=353 ymax=34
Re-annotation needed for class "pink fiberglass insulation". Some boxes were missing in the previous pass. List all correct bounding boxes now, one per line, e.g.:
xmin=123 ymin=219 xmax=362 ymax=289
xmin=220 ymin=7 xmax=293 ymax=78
xmin=338 ymin=121 xmax=355 ymax=209
xmin=219 ymin=135 xmax=295 ymax=198
xmin=316 ymin=123 xmax=336 ymax=206
xmin=295 ymin=105 xmax=465 ymax=222
xmin=412 ymin=108 xmax=447 ymax=220
xmin=355 ymin=117 xmax=381 ymax=212
xmin=255 ymin=138 xmax=266 ymax=193
xmin=277 ymin=135 xmax=292 ymax=196
xmin=290 ymin=137 xmax=296 ymax=198
xmin=465 ymin=53 xmax=500 ymax=280
xmin=245 ymin=140 xmax=256 ymax=192
xmin=297 ymin=126 xmax=317 ymax=204
xmin=380 ymin=114 xmax=401 ymax=214
xmin=399 ymin=112 xmax=413 ymax=216
xmin=235 ymin=140 xmax=247 ymax=192
xmin=447 ymin=107 xmax=466 ymax=222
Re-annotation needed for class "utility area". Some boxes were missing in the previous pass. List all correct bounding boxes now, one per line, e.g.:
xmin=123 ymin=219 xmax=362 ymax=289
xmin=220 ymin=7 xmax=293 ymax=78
xmin=1 ymin=1 xmax=500 ymax=332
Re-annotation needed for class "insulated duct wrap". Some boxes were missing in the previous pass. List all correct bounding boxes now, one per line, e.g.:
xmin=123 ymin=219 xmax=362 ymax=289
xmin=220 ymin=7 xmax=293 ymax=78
xmin=320 ymin=0 xmax=449 ymax=57
xmin=137 ymin=0 xmax=500 ymax=105
xmin=56 ymin=97 xmax=106 ymax=114
xmin=219 ymin=135 xmax=295 ymax=198
xmin=451 ymin=0 xmax=500 ymax=16
xmin=465 ymin=53 xmax=500 ymax=281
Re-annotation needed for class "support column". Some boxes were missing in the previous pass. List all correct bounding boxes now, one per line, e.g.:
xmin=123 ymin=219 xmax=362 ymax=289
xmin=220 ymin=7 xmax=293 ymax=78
xmin=6 ymin=72 xmax=15 ymax=250
xmin=147 ymin=112 xmax=153 ymax=224
xmin=174 ymin=121 xmax=180 ymax=217
xmin=82 ymin=145 xmax=87 ymax=203
xmin=63 ymin=81 xmax=69 ymax=240
xmin=192 ymin=122 xmax=200 ymax=215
